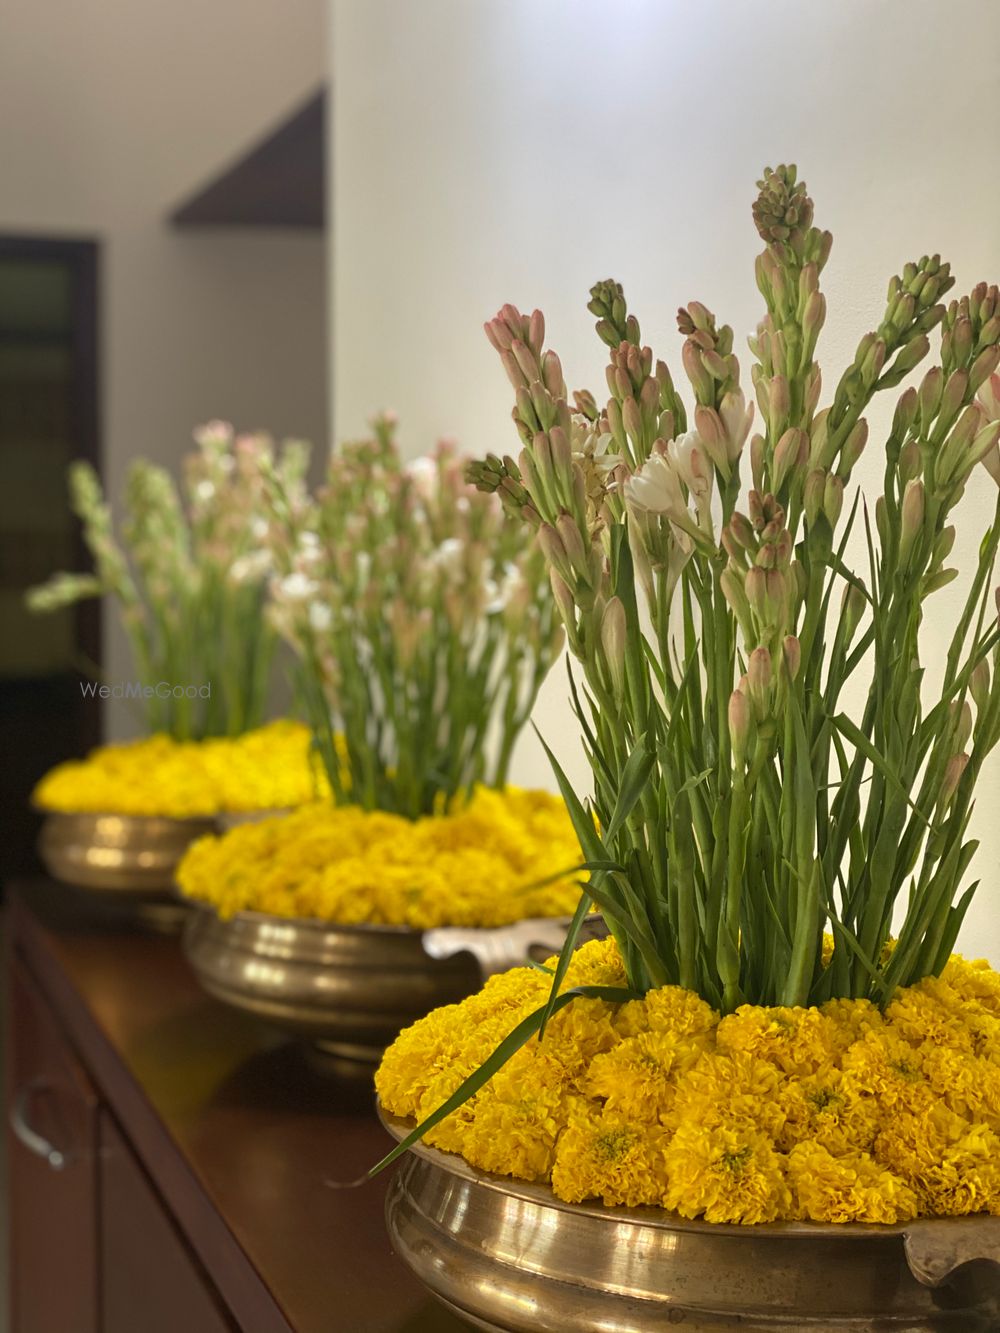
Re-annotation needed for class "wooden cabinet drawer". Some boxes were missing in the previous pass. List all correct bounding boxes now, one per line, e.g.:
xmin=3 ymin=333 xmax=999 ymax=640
xmin=99 ymin=1112 xmax=236 ymax=1333
xmin=7 ymin=957 xmax=99 ymax=1333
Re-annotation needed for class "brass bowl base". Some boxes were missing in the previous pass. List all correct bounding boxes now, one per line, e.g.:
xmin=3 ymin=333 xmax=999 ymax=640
xmin=313 ymin=1037 xmax=385 ymax=1064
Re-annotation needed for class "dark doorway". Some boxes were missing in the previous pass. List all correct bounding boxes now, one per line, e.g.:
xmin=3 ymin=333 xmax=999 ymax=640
xmin=0 ymin=236 xmax=101 ymax=886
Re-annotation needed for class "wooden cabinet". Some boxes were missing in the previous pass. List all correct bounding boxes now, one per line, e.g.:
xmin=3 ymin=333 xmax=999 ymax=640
xmin=99 ymin=1114 xmax=235 ymax=1333
xmin=5 ymin=884 xmax=475 ymax=1333
xmin=7 ymin=958 xmax=99 ymax=1333
xmin=7 ymin=956 xmax=234 ymax=1333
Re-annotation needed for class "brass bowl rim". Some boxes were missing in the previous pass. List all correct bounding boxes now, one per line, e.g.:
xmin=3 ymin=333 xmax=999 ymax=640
xmin=378 ymin=1105 xmax=996 ymax=1243
xmin=34 ymin=803 xmax=217 ymax=831
xmin=184 ymin=898 xmax=582 ymax=941
xmin=185 ymin=899 xmax=436 ymax=938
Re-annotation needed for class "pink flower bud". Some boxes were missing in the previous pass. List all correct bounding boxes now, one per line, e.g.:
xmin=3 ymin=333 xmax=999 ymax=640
xmin=772 ymin=428 xmax=805 ymax=493
xmin=899 ymin=478 xmax=925 ymax=564
xmin=748 ymin=646 xmax=773 ymax=713
xmin=728 ymin=689 xmax=751 ymax=763
xmin=782 ymin=635 xmax=801 ymax=681
xmin=750 ymin=433 xmax=766 ymax=490
xmin=484 ymin=318 xmax=513 ymax=353
xmin=746 ymin=567 xmax=768 ymax=623
xmin=542 ymin=350 xmax=565 ymax=398
xmin=803 ymin=469 xmax=826 ymax=525
xmin=527 ymin=309 xmax=545 ymax=357
xmin=600 ymin=597 xmax=627 ymax=693
xmin=970 ymin=658 xmax=991 ymax=712
xmin=622 ymin=397 xmax=643 ymax=446
xmin=977 ymin=372 xmax=1000 ymax=422
xmin=500 ymin=304 xmax=526 ymax=340
xmin=840 ymin=419 xmax=868 ymax=475
xmin=501 ymin=349 xmax=528 ymax=392
xmin=823 ymin=474 xmax=844 ymax=528
xmin=938 ymin=753 xmax=969 ymax=811
xmin=511 ymin=340 xmax=538 ymax=385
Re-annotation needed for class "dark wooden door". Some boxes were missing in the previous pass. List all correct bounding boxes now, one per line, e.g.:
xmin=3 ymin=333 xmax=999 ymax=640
xmin=7 ymin=957 xmax=100 ymax=1333
xmin=0 ymin=236 xmax=101 ymax=886
xmin=99 ymin=1112 xmax=237 ymax=1333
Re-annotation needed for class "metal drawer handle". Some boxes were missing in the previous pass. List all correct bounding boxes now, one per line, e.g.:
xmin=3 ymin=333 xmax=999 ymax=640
xmin=10 ymin=1080 xmax=72 ymax=1171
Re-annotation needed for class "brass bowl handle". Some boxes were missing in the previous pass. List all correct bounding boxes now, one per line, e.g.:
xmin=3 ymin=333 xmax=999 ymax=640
xmin=422 ymin=914 xmax=609 ymax=980
xmin=905 ymin=1217 xmax=1000 ymax=1287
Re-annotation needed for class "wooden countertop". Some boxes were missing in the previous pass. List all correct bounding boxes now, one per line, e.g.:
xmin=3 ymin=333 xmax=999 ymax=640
xmin=8 ymin=881 xmax=473 ymax=1333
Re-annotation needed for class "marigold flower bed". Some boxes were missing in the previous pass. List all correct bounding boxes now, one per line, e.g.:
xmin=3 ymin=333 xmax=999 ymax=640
xmin=176 ymin=787 xmax=583 ymax=928
xmin=376 ymin=937 xmax=1000 ymax=1225
xmin=33 ymin=720 xmax=326 ymax=818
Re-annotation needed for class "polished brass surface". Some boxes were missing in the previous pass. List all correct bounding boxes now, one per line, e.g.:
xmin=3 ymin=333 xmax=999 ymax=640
xmin=36 ymin=810 xmax=214 ymax=925
xmin=183 ymin=905 xmax=483 ymax=1061
xmin=215 ymin=808 xmax=292 ymax=831
xmin=382 ymin=1111 xmax=1000 ymax=1331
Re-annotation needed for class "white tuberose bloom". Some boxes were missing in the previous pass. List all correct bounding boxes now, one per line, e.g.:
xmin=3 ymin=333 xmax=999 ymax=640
xmin=626 ymin=431 xmax=711 ymax=516
xmin=278 ymin=571 xmax=319 ymax=601
xmin=433 ymin=537 xmax=465 ymax=578
xmin=308 ymin=601 xmax=333 ymax=632
xmin=405 ymin=456 xmax=439 ymax=499
xmin=625 ymin=452 xmax=684 ymax=516
xmin=229 ymin=550 xmax=271 ymax=584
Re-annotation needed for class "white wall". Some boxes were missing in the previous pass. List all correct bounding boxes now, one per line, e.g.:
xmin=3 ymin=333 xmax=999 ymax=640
xmin=0 ymin=0 xmax=328 ymax=733
xmin=331 ymin=0 xmax=1000 ymax=960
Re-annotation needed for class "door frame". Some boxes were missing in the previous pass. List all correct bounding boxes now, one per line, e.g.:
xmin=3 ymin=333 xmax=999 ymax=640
xmin=0 ymin=234 xmax=102 ymax=748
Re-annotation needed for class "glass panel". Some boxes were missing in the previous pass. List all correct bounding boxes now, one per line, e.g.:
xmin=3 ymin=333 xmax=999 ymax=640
xmin=0 ymin=261 xmax=78 ymax=678
xmin=0 ymin=259 xmax=73 ymax=335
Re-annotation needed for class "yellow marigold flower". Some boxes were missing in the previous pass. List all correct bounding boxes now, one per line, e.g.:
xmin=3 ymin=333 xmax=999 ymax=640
xmin=176 ymin=787 xmax=584 ymax=928
xmin=877 ymin=1104 xmax=1000 ymax=1217
xmin=33 ymin=721 xmax=327 ymax=818
xmin=774 ymin=1067 xmax=881 ymax=1156
xmin=663 ymin=1120 xmax=791 ymax=1225
xmin=669 ymin=1050 xmax=787 ymax=1141
xmin=552 ymin=1106 xmax=672 ymax=1208
xmin=885 ymin=975 xmax=979 ymax=1053
xmin=458 ymin=1069 xmax=578 ymax=1183
xmin=555 ymin=935 xmax=630 ymax=990
xmin=586 ymin=1031 xmax=711 ymax=1124
xmin=840 ymin=1029 xmax=936 ymax=1116
xmin=376 ymin=939 xmax=1000 ymax=1225
xmin=786 ymin=1142 xmax=919 ymax=1224
xmin=941 ymin=956 xmax=1000 ymax=1013
xmin=613 ymin=984 xmax=718 ymax=1040
xmin=819 ymin=996 xmax=884 ymax=1048
xmin=716 ymin=1003 xmax=847 ymax=1076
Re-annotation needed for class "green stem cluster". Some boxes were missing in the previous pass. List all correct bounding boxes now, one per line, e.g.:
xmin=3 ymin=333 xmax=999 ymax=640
xmin=266 ymin=416 xmax=561 ymax=820
xmin=475 ymin=165 xmax=1000 ymax=1012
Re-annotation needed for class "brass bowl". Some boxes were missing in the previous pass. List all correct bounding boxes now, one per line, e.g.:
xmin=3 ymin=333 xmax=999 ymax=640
xmin=215 ymin=807 xmax=292 ymax=831
xmin=382 ymin=1111 xmax=1000 ymax=1331
xmin=36 ymin=810 xmax=215 ymax=930
xmin=182 ymin=905 xmax=603 ymax=1062
xmin=183 ymin=905 xmax=482 ymax=1061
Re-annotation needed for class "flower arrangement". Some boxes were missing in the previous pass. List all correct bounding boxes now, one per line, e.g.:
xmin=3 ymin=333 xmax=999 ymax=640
xmin=32 ymin=720 xmax=326 ymax=819
xmin=375 ymin=165 xmax=1000 ymax=1225
xmin=28 ymin=422 xmax=309 ymax=739
xmin=176 ymin=786 xmax=582 ymax=927
xmin=377 ymin=937 xmax=1000 ymax=1224
xmin=176 ymin=416 xmax=576 ymax=932
xmin=262 ymin=413 xmax=563 ymax=819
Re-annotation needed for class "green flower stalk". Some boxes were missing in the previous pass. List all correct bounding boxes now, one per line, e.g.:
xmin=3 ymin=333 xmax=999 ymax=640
xmin=474 ymin=165 xmax=1000 ymax=1013
xmin=263 ymin=414 xmax=562 ymax=820
xmin=27 ymin=423 xmax=308 ymax=739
